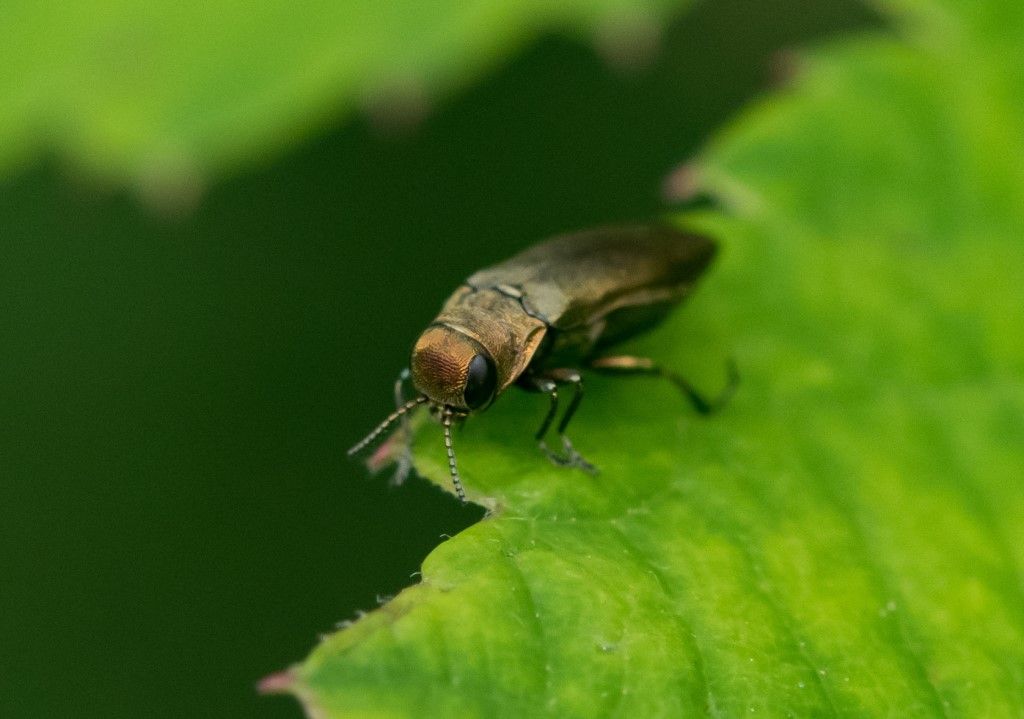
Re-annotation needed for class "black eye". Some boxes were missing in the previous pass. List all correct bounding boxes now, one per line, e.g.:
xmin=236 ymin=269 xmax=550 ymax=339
xmin=463 ymin=353 xmax=497 ymax=410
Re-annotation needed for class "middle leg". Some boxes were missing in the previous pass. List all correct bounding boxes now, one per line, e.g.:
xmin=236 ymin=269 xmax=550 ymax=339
xmin=524 ymin=368 xmax=596 ymax=474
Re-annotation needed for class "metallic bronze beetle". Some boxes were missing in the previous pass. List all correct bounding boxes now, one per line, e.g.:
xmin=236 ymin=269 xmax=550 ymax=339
xmin=349 ymin=224 xmax=736 ymax=501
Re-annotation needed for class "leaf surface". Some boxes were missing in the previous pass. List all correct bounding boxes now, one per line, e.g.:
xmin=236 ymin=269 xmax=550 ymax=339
xmin=280 ymin=1 xmax=1024 ymax=716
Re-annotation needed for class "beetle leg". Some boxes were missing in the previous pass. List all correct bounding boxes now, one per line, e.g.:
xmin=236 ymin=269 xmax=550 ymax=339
xmin=589 ymin=355 xmax=739 ymax=414
xmin=525 ymin=371 xmax=597 ymax=474
xmin=527 ymin=376 xmax=559 ymax=442
xmin=548 ymin=369 xmax=597 ymax=474
xmin=390 ymin=368 xmax=413 ymax=486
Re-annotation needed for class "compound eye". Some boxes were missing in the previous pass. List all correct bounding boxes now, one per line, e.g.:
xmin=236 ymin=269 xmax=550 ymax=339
xmin=463 ymin=353 xmax=497 ymax=410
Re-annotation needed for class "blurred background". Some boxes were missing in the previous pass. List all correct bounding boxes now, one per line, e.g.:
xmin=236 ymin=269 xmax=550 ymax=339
xmin=0 ymin=1 xmax=876 ymax=717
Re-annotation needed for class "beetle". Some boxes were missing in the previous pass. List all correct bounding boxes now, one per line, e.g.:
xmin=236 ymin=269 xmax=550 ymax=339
xmin=348 ymin=224 xmax=737 ymax=502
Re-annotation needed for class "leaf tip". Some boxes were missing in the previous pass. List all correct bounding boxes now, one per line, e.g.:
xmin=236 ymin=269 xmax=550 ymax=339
xmin=768 ymin=48 xmax=806 ymax=89
xmin=662 ymin=161 xmax=703 ymax=203
xmin=365 ymin=427 xmax=406 ymax=474
xmin=134 ymin=150 xmax=207 ymax=217
xmin=593 ymin=10 xmax=664 ymax=73
xmin=362 ymin=79 xmax=432 ymax=136
xmin=257 ymin=669 xmax=297 ymax=695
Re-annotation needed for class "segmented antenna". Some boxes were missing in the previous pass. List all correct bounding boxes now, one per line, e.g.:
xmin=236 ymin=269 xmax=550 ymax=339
xmin=442 ymin=409 xmax=466 ymax=503
xmin=347 ymin=396 xmax=428 ymax=456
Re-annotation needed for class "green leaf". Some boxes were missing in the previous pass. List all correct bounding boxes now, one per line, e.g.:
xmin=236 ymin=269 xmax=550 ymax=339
xmin=273 ymin=1 xmax=1024 ymax=716
xmin=0 ymin=0 xmax=683 ymax=191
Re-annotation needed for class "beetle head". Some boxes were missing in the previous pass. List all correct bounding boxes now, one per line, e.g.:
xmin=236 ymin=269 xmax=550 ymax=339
xmin=348 ymin=324 xmax=497 ymax=504
xmin=411 ymin=325 xmax=498 ymax=412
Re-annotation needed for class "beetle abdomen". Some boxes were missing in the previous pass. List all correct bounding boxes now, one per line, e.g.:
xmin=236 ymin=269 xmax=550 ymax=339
xmin=466 ymin=224 xmax=716 ymax=331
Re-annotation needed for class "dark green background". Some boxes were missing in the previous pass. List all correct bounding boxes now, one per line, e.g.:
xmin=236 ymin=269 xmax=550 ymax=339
xmin=0 ymin=2 xmax=875 ymax=717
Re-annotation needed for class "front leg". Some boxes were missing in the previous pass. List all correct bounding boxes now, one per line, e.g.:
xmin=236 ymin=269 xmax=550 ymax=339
xmin=389 ymin=368 xmax=414 ymax=485
xmin=522 ymin=369 xmax=597 ymax=474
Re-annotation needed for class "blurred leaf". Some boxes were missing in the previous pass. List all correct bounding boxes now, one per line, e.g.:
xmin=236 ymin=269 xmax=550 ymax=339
xmin=274 ymin=0 xmax=1024 ymax=716
xmin=0 ymin=0 xmax=684 ymax=196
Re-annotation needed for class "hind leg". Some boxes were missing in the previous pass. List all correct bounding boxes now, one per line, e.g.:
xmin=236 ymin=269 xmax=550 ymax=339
xmin=589 ymin=355 xmax=738 ymax=414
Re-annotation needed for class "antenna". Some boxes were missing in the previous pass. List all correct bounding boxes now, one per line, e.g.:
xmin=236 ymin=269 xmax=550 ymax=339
xmin=347 ymin=396 xmax=428 ymax=456
xmin=442 ymin=408 xmax=466 ymax=502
